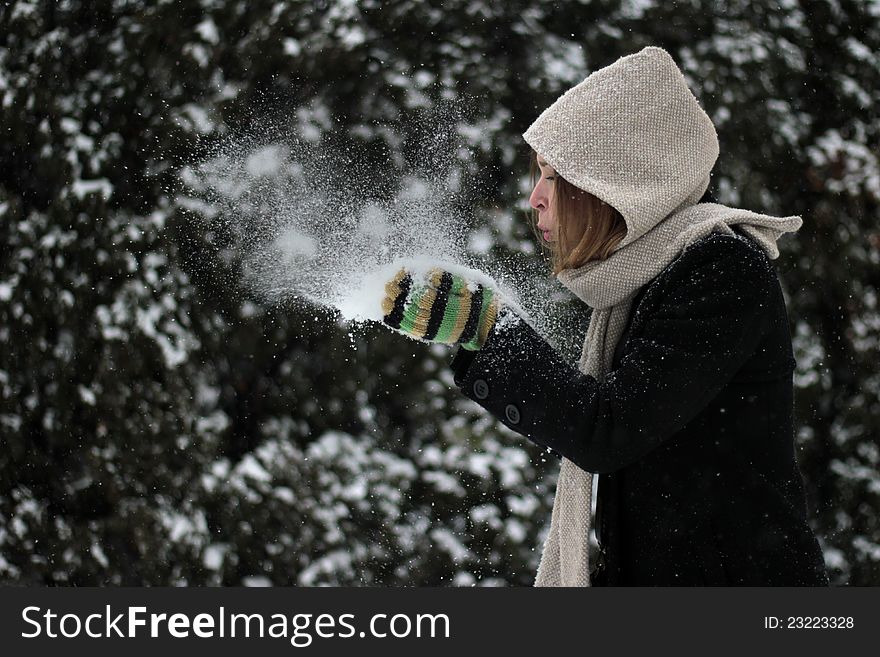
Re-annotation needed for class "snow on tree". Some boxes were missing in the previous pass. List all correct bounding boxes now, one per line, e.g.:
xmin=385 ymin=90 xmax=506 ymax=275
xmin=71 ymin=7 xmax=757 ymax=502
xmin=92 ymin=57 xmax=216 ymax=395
xmin=1 ymin=0 xmax=877 ymax=585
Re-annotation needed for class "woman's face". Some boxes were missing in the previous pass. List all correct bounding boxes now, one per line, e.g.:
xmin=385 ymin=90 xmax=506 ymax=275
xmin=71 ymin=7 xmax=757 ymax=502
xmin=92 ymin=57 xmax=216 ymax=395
xmin=529 ymin=156 xmax=557 ymax=242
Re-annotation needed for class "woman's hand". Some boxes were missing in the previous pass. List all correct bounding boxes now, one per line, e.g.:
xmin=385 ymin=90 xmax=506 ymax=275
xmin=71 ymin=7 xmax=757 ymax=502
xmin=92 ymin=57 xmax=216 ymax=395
xmin=381 ymin=266 xmax=499 ymax=351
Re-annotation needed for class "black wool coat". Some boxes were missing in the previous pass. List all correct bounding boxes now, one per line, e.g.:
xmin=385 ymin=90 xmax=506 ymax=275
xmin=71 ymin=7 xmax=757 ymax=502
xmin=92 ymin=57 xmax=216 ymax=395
xmin=450 ymin=228 xmax=828 ymax=586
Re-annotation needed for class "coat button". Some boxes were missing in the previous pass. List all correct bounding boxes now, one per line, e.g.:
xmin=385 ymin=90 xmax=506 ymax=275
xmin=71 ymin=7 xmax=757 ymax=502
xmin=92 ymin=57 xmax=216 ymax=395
xmin=473 ymin=379 xmax=489 ymax=400
xmin=505 ymin=404 xmax=521 ymax=425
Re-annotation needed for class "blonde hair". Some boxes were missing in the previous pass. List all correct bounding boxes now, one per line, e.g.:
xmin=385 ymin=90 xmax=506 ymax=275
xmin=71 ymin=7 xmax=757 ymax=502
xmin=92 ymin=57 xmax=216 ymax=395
xmin=530 ymin=151 xmax=628 ymax=275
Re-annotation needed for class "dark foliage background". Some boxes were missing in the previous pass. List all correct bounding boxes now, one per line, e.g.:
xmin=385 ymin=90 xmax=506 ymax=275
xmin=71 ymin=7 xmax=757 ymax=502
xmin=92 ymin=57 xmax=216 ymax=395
xmin=1 ymin=0 xmax=877 ymax=585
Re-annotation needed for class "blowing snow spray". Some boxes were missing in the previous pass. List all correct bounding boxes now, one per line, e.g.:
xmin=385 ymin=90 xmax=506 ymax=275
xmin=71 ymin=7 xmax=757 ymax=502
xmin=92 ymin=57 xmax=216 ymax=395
xmin=178 ymin=115 xmax=580 ymax=352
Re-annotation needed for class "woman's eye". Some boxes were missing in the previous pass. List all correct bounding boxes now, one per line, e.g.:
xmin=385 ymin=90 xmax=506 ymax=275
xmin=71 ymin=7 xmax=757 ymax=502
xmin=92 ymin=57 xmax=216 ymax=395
xmin=545 ymin=175 xmax=556 ymax=181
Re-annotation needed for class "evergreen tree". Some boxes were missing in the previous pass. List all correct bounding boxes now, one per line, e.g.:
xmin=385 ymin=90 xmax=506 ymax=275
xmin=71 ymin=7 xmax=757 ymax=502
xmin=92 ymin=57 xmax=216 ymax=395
xmin=1 ymin=0 xmax=877 ymax=585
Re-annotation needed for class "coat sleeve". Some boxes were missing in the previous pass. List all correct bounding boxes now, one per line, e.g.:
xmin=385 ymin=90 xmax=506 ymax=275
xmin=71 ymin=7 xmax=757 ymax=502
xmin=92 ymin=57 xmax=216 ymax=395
xmin=449 ymin=236 xmax=776 ymax=474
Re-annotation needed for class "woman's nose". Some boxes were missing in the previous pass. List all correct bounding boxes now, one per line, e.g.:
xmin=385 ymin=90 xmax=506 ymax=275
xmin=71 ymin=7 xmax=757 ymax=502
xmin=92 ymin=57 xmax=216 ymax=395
xmin=529 ymin=183 xmax=546 ymax=211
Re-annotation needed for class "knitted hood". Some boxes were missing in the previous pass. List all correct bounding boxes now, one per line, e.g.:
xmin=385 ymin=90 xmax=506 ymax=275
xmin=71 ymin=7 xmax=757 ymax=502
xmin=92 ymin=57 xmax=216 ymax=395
xmin=522 ymin=46 xmax=719 ymax=250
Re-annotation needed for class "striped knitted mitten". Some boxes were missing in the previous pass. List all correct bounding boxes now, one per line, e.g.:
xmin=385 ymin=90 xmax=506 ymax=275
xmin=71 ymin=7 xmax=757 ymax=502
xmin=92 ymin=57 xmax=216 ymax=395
xmin=381 ymin=267 xmax=499 ymax=351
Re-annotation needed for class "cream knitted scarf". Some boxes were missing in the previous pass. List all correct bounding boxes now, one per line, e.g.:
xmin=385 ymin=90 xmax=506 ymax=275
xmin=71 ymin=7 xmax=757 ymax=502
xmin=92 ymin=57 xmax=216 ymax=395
xmin=522 ymin=47 xmax=802 ymax=586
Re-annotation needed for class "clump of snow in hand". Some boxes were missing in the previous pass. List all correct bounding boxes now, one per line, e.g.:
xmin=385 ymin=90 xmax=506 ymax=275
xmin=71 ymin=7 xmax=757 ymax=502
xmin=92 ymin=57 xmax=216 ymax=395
xmin=179 ymin=102 xmax=563 ymax=345
xmin=338 ymin=257 xmax=514 ymax=325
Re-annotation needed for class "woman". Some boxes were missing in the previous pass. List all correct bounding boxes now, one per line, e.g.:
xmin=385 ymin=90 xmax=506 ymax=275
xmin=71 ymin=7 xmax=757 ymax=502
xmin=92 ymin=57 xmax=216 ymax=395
xmin=380 ymin=46 xmax=828 ymax=586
